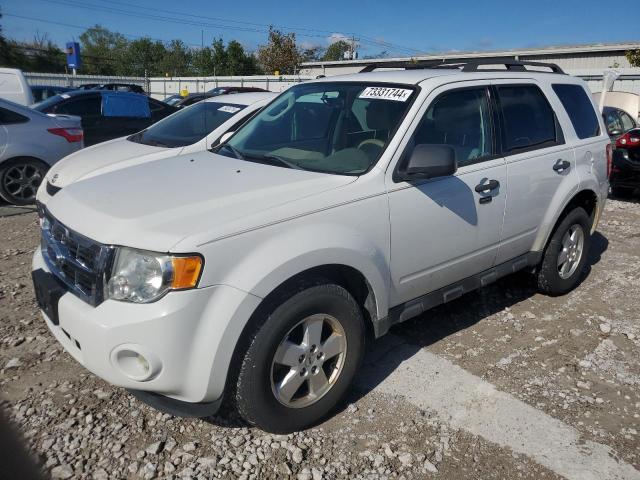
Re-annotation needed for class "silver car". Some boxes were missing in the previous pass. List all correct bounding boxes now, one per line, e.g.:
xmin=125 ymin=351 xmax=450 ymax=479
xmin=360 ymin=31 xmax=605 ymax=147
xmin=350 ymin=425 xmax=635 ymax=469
xmin=0 ymin=98 xmax=83 ymax=205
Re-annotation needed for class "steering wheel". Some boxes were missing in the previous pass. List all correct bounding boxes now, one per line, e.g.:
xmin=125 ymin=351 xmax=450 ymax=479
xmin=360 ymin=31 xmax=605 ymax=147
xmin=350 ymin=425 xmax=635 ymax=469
xmin=262 ymin=95 xmax=295 ymax=123
xmin=357 ymin=138 xmax=385 ymax=150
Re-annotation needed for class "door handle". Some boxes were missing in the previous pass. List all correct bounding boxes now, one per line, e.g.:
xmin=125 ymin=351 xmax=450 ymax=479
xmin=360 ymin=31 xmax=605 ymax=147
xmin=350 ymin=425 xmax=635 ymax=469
xmin=553 ymin=159 xmax=571 ymax=173
xmin=475 ymin=179 xmax=500 ymax=193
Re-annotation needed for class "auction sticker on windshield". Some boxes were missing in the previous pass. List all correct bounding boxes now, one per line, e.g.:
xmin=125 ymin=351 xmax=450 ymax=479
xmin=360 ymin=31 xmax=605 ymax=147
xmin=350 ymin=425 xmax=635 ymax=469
xmin=359 ymin=87 xmax=412 ymax=102
xmin=218 ymin=105 xmax=242 ymax=113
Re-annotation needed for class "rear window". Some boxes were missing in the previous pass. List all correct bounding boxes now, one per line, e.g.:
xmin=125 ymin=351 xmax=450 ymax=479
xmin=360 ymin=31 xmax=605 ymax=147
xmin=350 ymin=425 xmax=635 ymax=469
xmin=129 ymin=101 xmax=245 ymax=147
xmin=496 ymin=85 xmax=558 ymax=152
xmin=552 ymin=84 xmax=600 ymax=139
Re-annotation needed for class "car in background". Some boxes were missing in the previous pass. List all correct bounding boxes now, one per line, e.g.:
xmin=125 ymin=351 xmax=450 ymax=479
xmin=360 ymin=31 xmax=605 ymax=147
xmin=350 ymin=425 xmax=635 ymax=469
xmin=0 ymin=98 xmax=83 ymax=205
xmin=31 ymin=85 xmax=74 ymax=103
xmin=603 ymin=106 xmax=640 ymax=197
xmin=37 ymin=92 xmax=277 ymax=200
xmin=75 ymin=83 xmax=146 ymax=94
xmin=0 ymin=68 xmax=34 ymax=105
xmin=174 ymin=86 xmax=268 ymax=108
xmin=32 ymin=90 xmax=176 ymax=146
xmin=163 ymin=94 xmax=185 ymax=106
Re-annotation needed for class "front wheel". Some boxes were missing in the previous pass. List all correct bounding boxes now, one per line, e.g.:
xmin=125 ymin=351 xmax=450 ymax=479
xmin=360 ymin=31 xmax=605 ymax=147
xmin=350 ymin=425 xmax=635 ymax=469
xmin=535 ymin=207 xmax=592 ymax=296
xmin=234 ymin=282 xmax=365 ymax=433
xmin=0 ymin=158 xmax=48 ymax=205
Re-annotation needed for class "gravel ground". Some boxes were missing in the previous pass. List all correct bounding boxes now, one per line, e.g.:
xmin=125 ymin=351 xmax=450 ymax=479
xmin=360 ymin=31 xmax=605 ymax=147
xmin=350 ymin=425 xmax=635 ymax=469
xmin=0 ymin=197 xmax=639 ymax=479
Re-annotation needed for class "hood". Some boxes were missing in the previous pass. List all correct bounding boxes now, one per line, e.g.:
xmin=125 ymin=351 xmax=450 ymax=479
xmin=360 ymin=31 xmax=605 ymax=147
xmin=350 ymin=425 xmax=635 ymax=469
xmin=46 ymin=151 xmax=356 ymax=252
xmin=46 ymin=136 xmax=175 ymax=188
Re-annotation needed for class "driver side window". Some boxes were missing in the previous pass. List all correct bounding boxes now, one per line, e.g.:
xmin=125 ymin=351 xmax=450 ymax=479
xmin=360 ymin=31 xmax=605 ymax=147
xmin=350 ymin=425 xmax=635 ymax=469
xmin=407 ymin=87 xmax=493 ymax=168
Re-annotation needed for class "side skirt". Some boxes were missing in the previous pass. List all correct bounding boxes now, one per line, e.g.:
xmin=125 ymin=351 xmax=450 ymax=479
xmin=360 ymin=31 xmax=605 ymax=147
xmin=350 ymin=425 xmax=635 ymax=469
xmin=373 ymin=252 xmax=542 ymax=337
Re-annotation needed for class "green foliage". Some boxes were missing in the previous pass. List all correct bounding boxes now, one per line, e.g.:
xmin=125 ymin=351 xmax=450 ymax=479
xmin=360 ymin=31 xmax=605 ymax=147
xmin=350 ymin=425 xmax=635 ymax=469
xmin=322 ymin=40 xmax=351 ymax=61
xmin=257 ymin=27 xmax=301 ymax=75
xmin=626 ymin=50 xmax=640 ymax=67
xmin=79 ymin=25 xmax=127 ymax=74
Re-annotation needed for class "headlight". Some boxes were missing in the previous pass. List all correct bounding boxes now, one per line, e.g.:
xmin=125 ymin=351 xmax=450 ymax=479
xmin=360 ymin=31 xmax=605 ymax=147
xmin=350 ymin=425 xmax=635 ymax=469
xmin=107 ymin=247 xmax=203 ymax=303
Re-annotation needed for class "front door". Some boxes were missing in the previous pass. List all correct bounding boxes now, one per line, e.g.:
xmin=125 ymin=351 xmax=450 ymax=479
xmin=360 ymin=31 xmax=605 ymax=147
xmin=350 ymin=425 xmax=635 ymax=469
xmin=387 ymin=84 xmax=507 ymax=305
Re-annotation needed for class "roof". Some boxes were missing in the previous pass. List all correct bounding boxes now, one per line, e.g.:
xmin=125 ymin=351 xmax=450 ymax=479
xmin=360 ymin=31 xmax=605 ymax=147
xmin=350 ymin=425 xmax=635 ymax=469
xmin=202 ymin=91 xmax=277 ymax=105
xmin=302 ymin=41 xmax=640 ymax=68
xmin=314 ymin=69 xmax=460 ymax=85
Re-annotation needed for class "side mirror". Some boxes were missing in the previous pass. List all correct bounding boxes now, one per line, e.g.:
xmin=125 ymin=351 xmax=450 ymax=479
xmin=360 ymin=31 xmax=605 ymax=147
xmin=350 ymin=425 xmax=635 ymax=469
xmin=395 ymin=144 xmax=457 ymax=182
xmin=218 ymin=131 xmax=235 ymax=145
xmin=608 ymin=129 xmax=622 ymax=137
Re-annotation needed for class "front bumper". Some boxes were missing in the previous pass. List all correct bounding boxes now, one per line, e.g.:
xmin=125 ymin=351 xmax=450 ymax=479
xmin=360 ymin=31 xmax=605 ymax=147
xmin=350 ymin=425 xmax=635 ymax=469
xmin=32 ymin=247 xmax=262 ymax=408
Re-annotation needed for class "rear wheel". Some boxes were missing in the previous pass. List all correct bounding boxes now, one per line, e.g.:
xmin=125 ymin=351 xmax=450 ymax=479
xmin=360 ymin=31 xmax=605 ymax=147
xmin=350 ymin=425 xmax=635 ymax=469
xmin=0 ymin=158 xmax=48 ymax=205
xmin=234 ymin=281 xmax=365 ymax=433
xmin=535 ymin=207 xmax=592 ymax=296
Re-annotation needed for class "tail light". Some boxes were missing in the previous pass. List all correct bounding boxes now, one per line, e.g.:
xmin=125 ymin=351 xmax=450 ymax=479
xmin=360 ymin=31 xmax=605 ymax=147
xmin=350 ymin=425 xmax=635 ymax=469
xmin=47 ymin=127 xmax=84 ymax=143
xmin=616 ymin=132 xmax=640 ymax=148
xmin=606 ymin=143 xmax=613 ymax=178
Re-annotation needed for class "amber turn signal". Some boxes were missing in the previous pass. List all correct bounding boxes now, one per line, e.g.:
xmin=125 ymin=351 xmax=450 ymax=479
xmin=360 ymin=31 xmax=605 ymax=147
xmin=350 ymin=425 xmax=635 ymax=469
xmin=171 ymin=256 xmax=203 ymax=289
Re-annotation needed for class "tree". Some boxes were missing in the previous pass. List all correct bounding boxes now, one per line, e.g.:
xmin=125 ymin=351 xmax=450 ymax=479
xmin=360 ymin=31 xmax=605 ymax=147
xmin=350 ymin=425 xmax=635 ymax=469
xmin=158 ymin=39 xmax=191 ymax=76
xmin=300 ymin=45 xmax=323 ymax=63
xmin=322 ymin=40 xmax=352 ymax=61
xmin=121 ymin=38 xmax=166 ymax=76
xmin=191 ymin=46 xmax=214 ymax=76
xmin=79 ymin=25 xmax=127 ymax=74
xmin=257 ymin=27 xmax=301 ymax=75
xmin=627 ymin=50 xmax=640 ymax=67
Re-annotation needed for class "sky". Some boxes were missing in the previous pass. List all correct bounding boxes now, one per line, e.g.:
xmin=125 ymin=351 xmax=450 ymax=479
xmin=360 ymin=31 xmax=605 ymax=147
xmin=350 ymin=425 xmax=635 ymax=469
xmin=1 ymin=0 xmax=638 ymax=58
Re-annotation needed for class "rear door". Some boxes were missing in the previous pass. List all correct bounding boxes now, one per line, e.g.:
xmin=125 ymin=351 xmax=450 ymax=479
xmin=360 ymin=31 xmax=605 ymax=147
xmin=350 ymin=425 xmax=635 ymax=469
xmin=492 ymin=81 xmax=576 ymax=263
xmin=387 ymin=82 xmax=507 ymax=305
xmin=54 ymin=95 xmax=103 ymax=145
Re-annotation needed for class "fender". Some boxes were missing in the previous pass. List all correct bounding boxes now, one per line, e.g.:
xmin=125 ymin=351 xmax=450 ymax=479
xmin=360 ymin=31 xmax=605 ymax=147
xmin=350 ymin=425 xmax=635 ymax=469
xmin=202 ymin=221 xmax=391 ymax=320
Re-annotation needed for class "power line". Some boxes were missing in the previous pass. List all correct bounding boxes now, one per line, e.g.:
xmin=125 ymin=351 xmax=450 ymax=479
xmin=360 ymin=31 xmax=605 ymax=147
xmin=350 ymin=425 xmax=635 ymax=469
xmin=38 ymin=0 xmax=424 ymax=55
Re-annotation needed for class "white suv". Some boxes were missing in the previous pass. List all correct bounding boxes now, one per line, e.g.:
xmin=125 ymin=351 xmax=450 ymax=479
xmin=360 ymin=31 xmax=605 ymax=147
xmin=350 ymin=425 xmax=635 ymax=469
xmin=32 ymin=61 xmax=610 ymax=433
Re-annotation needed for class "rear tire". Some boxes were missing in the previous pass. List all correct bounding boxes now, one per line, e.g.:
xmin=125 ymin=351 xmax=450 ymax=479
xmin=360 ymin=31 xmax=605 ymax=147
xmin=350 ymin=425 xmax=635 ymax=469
xmin=234 ymin=281 xmax=365 ymax=433
xmin=0 ymin=158 xmax=48 ymax=205
xmin=535 ymin=207 xmax=592 ymax=296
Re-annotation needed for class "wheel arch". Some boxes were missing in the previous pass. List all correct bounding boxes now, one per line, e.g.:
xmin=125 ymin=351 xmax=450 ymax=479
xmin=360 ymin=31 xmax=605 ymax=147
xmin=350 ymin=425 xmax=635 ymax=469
xmin=533 ymin=188 xmax=598 ymax=253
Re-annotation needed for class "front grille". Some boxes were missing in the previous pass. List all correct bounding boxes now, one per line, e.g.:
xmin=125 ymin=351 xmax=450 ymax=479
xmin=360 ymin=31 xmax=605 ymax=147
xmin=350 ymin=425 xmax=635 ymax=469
xmin=46 ymin=182 xmax=61 ymax=196
xmin=40 ymin=209 xmax=114 ymax=306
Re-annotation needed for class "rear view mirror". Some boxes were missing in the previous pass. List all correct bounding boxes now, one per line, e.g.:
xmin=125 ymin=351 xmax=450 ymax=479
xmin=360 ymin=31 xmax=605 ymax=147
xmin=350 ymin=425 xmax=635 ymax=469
xmin=395 ymin=144 xmax=457 ymax=182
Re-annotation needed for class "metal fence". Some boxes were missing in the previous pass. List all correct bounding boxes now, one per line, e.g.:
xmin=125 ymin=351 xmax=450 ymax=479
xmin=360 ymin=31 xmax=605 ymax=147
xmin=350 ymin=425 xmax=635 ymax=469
xmin=25 ymin=72 xmax=147 ymax=89
xmin=148 ymin=75 xmax=313 ymax=100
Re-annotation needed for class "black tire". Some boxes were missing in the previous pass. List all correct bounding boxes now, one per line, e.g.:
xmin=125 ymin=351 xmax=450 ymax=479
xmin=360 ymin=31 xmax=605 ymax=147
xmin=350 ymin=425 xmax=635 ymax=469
xmin=0 ymin=158 xmax=48 ymax=206
xmin=234 ymin=280 xmax=365 ymax=433
xmin=535 ymin=207 xmax=592 ymax=296
xmin=611 ymin=185 xmax=634 ymax=199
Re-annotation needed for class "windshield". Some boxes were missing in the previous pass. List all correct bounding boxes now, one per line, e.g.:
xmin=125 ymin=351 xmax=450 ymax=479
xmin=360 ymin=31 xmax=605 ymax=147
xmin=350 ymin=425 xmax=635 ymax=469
xmin=220 ymin=82 xmax=416 ymax=175
xmin=31 ymin=94 xmax=66 ymax=111
xmin=129 ymin=101 xmax=246 ymax=147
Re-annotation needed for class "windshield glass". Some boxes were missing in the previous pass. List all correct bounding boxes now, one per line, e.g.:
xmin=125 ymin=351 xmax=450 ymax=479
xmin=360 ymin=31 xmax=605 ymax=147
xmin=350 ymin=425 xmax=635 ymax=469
xmin=129 ymin=101 xmax=246 ymax=147
xmin=31 ymin=94 xmax=66 ymax=111
xmin=221 ymin=82 xmax=415 ymax=175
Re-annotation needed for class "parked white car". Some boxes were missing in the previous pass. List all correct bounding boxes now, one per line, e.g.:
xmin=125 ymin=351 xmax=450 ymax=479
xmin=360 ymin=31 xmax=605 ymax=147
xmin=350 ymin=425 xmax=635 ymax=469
xmin=32 ymin=61 xmax=609 ymax=433
xmin=0 ymin=68 xmax=34 ymax=105
xmin=0 ymin=98 xmax=83 ymax=205
xmin=38 ymin=92 xmax=276 ymax=199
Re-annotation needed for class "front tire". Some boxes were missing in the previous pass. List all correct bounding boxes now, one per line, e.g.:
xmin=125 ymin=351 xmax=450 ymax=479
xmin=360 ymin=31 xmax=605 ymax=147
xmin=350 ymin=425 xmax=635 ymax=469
xmin=535 ymin=207 xmax=592 ymax=296
xmin=0 ymin=158 xmax=48 ymax=205
xmin=234 ymin=281 xmax=365 ymax=433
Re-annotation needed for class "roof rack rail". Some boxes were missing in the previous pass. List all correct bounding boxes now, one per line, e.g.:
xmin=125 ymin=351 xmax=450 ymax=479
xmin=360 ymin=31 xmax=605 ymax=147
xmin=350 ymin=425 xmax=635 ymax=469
xmin=359 ymin=59 xmax=565 ymax=74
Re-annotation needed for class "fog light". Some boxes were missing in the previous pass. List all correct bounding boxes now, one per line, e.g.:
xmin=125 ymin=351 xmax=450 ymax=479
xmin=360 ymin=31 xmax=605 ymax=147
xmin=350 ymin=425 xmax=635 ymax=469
xmin=111 ymin=345 xmax=161 ymax=382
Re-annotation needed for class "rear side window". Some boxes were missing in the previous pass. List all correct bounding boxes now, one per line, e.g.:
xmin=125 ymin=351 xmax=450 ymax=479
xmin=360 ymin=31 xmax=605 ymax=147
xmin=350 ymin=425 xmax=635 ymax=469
xmin=496 ymin=85 xmax=558 ymax=152
xmin=619 ymin=110 xmax=636 ymax=131
xmin=56 ymin=96 xmax=101 ymax=116
xmin=552 ymin=84 xmax=600 ymax=139
xmin=0 ymin=107 xmax=29 ymax=124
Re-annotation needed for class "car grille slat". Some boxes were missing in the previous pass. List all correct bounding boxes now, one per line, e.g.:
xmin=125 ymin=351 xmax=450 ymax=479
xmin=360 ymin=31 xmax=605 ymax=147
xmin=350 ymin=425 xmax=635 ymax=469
xmin=40 ymin=209 xmax=113 ymax=306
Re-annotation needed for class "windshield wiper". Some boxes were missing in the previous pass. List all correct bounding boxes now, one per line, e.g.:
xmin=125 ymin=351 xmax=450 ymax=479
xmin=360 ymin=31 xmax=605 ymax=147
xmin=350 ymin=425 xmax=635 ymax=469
xmin=215 ymin=143 xmax=245 ymax=159
xmin=248 ymin=153 xmax=305 ymax=170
